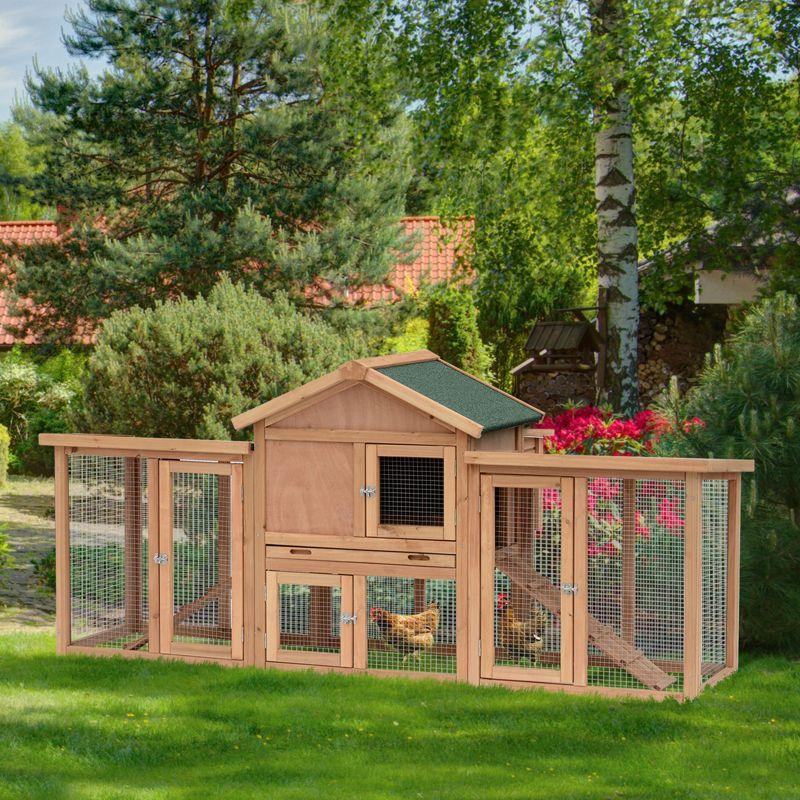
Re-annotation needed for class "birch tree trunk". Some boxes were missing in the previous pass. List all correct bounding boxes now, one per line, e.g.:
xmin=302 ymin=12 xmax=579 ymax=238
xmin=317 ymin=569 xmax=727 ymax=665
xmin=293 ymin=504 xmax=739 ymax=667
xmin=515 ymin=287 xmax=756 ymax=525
xmin=591 ymin=0 xmax=640 ymax=414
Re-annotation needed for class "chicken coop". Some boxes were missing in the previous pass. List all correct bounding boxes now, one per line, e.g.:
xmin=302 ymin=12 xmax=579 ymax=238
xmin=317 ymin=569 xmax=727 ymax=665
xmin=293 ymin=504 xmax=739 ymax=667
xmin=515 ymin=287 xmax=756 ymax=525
xmin=41 ymin=350 xmax=753 ymax=699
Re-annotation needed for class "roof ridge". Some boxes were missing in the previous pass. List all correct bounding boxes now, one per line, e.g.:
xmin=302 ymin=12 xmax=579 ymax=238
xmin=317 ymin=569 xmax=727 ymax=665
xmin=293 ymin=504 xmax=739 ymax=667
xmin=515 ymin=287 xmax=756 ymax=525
xmin=0 ymin=220 xmax=57 ymax=226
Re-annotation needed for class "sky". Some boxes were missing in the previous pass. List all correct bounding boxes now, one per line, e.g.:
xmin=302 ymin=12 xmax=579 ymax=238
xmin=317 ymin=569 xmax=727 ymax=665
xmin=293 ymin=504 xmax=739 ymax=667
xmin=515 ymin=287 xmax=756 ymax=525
xmin=0 ymin=0 xmax=103 ymax=121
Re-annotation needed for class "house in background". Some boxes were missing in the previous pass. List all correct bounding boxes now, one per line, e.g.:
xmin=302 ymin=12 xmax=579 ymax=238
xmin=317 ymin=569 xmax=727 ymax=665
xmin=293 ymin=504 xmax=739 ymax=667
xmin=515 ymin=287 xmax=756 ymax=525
xmin=0 ymin=216 xmax=470 ymax=350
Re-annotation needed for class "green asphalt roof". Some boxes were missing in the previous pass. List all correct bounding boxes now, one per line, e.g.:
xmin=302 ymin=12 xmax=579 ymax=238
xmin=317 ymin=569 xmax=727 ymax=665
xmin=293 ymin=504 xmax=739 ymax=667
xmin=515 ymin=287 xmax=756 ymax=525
xmin=377 ymin=359 xmax=543 ymax=433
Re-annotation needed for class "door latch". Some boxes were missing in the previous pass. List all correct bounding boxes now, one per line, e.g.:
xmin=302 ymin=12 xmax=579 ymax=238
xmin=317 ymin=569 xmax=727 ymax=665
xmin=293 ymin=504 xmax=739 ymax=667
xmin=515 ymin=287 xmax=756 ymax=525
xmin=561 ymin=583 xmax=578 ymax=595
xmin=360 ymin=485 xmax=376 ymax=498
xmin=153 ymin=553 xmax=169 ymax=565
xmin=340 ymin=613 xmax=358 ymax=625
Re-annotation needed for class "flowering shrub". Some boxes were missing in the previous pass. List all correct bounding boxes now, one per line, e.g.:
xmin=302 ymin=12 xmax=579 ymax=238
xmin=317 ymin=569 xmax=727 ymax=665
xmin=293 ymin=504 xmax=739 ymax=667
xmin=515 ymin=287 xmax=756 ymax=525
xmin=535 ymin=405 xmax=702 ymax=456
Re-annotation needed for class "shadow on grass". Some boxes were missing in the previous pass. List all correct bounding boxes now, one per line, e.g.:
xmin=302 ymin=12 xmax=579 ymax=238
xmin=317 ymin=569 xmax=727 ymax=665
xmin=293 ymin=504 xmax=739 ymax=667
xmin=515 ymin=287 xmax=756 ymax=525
xmin=0 ymin=637 xmax=797 ymax=800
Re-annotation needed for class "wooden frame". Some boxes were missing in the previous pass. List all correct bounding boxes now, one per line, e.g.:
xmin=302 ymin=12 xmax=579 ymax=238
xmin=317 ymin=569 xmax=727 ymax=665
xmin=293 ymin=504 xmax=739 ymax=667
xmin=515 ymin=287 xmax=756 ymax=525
xmin=157 ymin=460 xmax=244 ymax=661
xmin=365 ymin=444 xmax=456 ymax=540
xmin=266 ymin=571 xmax=353 ymax=667
xmin=479 ymin=474 xmax=575 ymax=685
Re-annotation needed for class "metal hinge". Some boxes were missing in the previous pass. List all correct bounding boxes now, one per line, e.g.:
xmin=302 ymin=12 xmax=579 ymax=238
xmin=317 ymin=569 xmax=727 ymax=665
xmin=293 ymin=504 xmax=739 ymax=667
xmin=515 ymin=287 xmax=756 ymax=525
xmin=360 ymin=485 xmax=376 ymax=498
xmin=561 ymin=583 xmax=578 ymax=595
xmin=153 ymin=553 xmax=169 ymax=565
xmin=340 ymin=613 xmax=358 ymax=625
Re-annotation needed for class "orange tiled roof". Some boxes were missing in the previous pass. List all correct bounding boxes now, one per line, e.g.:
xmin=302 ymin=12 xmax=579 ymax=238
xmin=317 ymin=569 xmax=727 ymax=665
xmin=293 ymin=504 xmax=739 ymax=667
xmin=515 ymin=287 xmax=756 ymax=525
xmin=0 ymin=216 xmax=471 ymax=346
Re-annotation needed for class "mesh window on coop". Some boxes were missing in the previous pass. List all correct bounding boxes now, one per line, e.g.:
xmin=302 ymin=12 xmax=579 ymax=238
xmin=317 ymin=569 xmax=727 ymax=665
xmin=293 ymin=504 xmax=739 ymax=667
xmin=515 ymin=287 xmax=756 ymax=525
xmin=379 ymin=456 xmax=444 ymax=527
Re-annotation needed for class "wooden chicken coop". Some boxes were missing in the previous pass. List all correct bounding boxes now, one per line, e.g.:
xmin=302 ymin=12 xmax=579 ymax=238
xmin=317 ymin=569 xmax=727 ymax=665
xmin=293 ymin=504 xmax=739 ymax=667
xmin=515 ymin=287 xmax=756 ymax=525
xmin=40 ymin=350 xmax=753 ymax=700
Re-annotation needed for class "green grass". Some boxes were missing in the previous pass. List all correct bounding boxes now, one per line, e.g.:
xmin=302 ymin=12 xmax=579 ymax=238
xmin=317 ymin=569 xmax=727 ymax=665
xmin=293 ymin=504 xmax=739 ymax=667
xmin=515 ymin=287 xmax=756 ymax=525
xmin=0 ymin=633 xmax=798 ymax=800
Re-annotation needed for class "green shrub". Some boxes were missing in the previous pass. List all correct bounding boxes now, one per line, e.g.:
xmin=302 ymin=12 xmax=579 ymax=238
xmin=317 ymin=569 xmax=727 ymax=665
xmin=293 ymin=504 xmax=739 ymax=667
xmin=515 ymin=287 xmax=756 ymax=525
xmin=426 ymin=284 xmax=492 ymax=380
xmin=0 ymin=424 xmax=9 ymax=487
xmin=0 ymin=349 xmax=80 ymax=475
xmin=32 ymin=547 xmax=56 ymax=593
xmin=80 ymin=279 xmax=368 ymax=439
xmin=0 ymin=523 xmax=15 ymax=592
xmin=659 ymin=293 xmax=800 ymax=653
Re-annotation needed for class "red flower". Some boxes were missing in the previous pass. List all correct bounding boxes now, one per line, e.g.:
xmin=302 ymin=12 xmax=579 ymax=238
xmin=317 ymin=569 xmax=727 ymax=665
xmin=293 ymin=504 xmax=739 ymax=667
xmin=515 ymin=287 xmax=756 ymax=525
xmin=657 ymin=498 xmax=684 ymax=534
xmin=542 ymin=488 xmax=562 ymax=511
xmin=591 ymin=477 xmax=619 ymax=499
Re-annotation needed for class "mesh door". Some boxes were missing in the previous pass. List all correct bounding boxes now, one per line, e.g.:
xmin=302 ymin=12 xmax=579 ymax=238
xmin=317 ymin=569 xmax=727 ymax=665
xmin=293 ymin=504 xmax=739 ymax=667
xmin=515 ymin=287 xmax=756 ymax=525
xmin=379 ymin=456 xmax=444 ymax=527
xmin=586 ymin=478 xmax=684 ymax=692
xmin=68 ymin=455 xmax=149 ymax=649
xmin=277 ymin=581 xmax=342 ymax=657
xmin=170 ymin=470 xmax=232 ymax=647
xmin=367 ymin=576 xmax=456 ymax=674
xmin=492 ymin=485 xmax=563 ymax=672
xmin=702 ymin=479 xmax=728 ymax=682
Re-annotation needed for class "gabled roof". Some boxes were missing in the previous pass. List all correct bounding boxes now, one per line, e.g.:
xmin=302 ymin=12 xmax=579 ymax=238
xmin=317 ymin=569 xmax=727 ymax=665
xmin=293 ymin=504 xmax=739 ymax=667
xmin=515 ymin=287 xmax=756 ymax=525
xmin=231 ymin=351 xmax=543 ymax=436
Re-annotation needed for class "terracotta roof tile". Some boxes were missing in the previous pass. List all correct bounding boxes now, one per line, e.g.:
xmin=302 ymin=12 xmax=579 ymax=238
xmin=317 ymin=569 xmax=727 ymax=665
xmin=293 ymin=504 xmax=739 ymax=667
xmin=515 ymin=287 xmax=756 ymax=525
xmin=0 ymin=216 xmax=471 ymax=347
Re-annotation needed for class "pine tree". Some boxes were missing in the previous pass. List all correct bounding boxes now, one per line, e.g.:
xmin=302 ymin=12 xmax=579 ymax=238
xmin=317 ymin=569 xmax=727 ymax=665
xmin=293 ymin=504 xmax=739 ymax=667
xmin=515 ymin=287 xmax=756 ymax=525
xmin=5 ymin=0 xmax=411 ymax=336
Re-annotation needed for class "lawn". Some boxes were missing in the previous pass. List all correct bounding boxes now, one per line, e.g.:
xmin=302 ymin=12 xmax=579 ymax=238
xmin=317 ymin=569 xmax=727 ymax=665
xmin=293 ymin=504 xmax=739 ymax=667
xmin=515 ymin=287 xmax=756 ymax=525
xmin=0 ymin=633 xmax=797 ymax=800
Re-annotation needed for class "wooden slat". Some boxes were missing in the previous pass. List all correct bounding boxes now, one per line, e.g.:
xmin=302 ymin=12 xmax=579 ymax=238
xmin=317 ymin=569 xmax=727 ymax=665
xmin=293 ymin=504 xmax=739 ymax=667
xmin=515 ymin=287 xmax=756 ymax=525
xmin=264 ymin=428 xmax=456 ymax=445
xmin=242 ymin=451 xmax=255 ymax=665
xmin=274 ymin=650 xmax=343 ymax=666
xmin=169 ymin=642 xmax=232 ymax=659
xmin=487 ymin=474 xmax=561 ymax=489
xmin=354 ymin=350 xmax=438 ymax=368
xmin=353 ymin=576 xmax=367 ymax=669
xmin=40 ymin=433 xmax=251 ymax=455
xmin=264 ymin=532 xmax=456 ymax=554
xmin=375 ymin=525 xmax=446 ymax=540
xmin=443 ymin=446 xmax=456 ymax=540
xmin=353 ymin=443 xmax=366 ymax=537
xmin=254 ymin=421 xmax=267 ymax=668
xmin=265 ymin=570 xmax=279 ymax=661
xmin=572 ymin=478 xmax=588 ymax=686
xmin=54 ymin=447 xmax=70 ymax=654
xmin=726 ymin=477 xmax=741 ymax=670
xmin=684 ymin=473 xmax=703 ymax=698
xmin=168 ymin=460 xmax=231 ymax=476
xmin=466 ymin=456 xmax=481 ymax=684
xmin=266 ymin=546 xmax=455 ymax=568
xmin=340 ymin=575 xmax=354 ymax=668
xmin=479 ymin=475 xmax=495 ymax=678
xmin=157 ymin=462 xmax=173 ymax=654
xmin=365 ymin=444 xmax=378 ymax=537
xmin=559 ymin=478 xmax=574 ymax=685
xmin=455 ymin=430 xmax=470 ymax=682
xmin=266 ymin=559 xmax=455 ymax=580
xmin=146 ymin=458 xmax=161 ymax=654
xmin=464 ymin=451 xmax=754 ymax=474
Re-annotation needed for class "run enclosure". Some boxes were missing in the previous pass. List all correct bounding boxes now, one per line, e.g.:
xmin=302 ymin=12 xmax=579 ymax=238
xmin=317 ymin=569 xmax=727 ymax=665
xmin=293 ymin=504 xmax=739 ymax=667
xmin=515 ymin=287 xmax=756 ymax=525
xmin=41 ymin=350 xmax=753 ymax=699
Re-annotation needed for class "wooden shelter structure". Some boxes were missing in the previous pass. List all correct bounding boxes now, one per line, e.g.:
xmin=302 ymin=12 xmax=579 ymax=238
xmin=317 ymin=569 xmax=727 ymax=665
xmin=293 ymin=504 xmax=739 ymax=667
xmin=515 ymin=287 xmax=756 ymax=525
xmin=41 ymin=350 xmax=753 ymax=699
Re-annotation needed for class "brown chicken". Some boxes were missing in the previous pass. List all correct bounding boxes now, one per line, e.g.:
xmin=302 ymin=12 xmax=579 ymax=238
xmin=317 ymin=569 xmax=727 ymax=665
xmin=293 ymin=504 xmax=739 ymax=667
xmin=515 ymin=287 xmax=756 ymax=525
xmin=370 ymin=601 xmax=440 ymax=662
xmin=496 ymin=593 xmax=547 ymax=664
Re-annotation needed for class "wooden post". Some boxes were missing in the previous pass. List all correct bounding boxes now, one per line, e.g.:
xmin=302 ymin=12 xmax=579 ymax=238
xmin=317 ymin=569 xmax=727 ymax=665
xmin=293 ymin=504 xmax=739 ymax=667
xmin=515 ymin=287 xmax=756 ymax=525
xmin=573 ymin=477 xmax=588 ymax=686
xmin=684 ymin=473 xmax=703 ymax=699
xmin=217 ymin=472 xmax=232 ymax=632
xmin=466 ymin=452 xmax=482 ymax=684
xmin=242 ymin=450 xmax=255 ymax=665
xmin=147 ymin=458 xmax=161 ymax=654
xmin=54 ymin=446 xmax=70 ymax=654
xmin=455 ymin=430 xmax=470 ymax=683
xmin=726 ymin=477 xmax=741 ymax=671
xmin=123 ymin=458 xmax=143 ymax=635
xmin=621 ymin=478 xmax=636 ymax=645
xmin=254 ymin=421 xmax=267 ymax=668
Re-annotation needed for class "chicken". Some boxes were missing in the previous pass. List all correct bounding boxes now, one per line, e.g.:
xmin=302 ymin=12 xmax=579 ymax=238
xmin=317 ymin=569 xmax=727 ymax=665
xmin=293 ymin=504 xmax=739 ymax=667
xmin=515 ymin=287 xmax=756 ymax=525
xmin=370 ymin=601 xmax=440 ymax=662
xmin=496 ymin=593 xmax=548 ymax=664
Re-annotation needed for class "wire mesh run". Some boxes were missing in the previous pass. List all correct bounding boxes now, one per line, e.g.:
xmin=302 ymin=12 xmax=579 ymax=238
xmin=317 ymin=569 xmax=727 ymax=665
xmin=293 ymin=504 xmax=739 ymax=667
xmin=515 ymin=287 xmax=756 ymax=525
xmin=68 ymin=455 xmax=149 ymax=650
xmin=367 ymin=576 xmax=456 ymax=674
xmin=171 ymin=471 xmax=232 ymax=647
xmin=278 ymin=582 xmax=342 ymax=654
xmin=379 ymin=456 xmax=444 ymax=527
xmin=586 ymin=478 xmax=684 ymax=692
xmin=493 ymin=486 xmax=562 ymax=671
xmin=702 ymin=479 xmax=728 ymax=682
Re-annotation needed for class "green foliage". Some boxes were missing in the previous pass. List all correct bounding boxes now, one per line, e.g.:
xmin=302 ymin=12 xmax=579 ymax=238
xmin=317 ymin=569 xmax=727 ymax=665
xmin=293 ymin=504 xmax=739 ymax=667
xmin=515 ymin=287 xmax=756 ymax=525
xmin=0 ymin=425 xmax=9 ymax=487
xmin=7 ymin=0 xmax=411 ymax=337
xmin=658 ymin=293 xmax=800 ymax=653
xmin=0 ymin=121 xmax=49 ymax=220
xmin=380 ymin=316 xmax=429 ymax=355
xmin=32 ymin=547 xmax=57 ymax=593
xmin=80 ymin=279 xmax=367 ymax=439
xmin=0 ymin=523 xmax=15 ymax=591
xmin=426 ymin=283 xmax=491 ymax=379
xmin=0 ymin=349 xmax=80 ymax=475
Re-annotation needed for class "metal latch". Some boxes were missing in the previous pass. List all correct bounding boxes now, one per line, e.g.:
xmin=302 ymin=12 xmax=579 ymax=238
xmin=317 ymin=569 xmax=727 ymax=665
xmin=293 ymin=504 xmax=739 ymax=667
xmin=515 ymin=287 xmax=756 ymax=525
xmin=561 ymin=583 xmax=578 ymax=595
xmin=360 ymin=485 xmax=376 ymax=498
xmin=153 ymin=553 xmax=169 ymax=565
xmin=340 ymin=613 xmax=358 ymax=625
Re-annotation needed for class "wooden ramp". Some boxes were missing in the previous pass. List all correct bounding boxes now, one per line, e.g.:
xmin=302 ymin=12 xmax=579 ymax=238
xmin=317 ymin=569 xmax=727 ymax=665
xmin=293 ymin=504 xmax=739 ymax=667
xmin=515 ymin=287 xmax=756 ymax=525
xmin=495 ymin=545 xmax=677 ymax=691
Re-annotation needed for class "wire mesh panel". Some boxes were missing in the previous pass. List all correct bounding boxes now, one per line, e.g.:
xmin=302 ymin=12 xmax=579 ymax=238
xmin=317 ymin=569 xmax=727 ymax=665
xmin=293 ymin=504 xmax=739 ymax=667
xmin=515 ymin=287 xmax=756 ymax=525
xmin=170 ymin=470 xmax=232 ymax=647
xmin=269 ymin=573 xmax=346 ymax=665
xmin=701 ymin=479 xmax=728 ymax=682
xmin=379 ymin=456 xmax=444 ymax=527
xmin=68 ymin=454 xmax=149 ymax=649
xmin=492 ymin=485 xmax=563 ymax=673
xmin=586 ymin=477 xmax=684 ymax=692
xmin=367 ymin=576 xmax=456 ymax=674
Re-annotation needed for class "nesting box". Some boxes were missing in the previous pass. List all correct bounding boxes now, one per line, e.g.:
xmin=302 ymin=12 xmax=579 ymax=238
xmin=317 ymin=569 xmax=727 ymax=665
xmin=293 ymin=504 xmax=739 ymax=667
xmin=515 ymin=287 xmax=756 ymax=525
xmin=40 ymin=350 xmax=753 ymax=699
